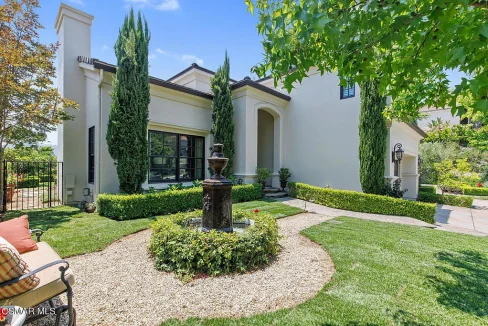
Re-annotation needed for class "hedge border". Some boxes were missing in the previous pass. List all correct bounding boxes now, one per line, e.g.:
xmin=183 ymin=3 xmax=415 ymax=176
xmin=98 ymin=183 xmax=263 ymax=220
xmin=419 ymin=185 xmax=436 ymax=194
xmin=148 ymin=210 xmax=280 ymax=278
xmin=288 ymin=182 xmax=436 ymax=224
xmin=462 ymin=186 xmax=488 ymax=196
xmin=417 ymin=191 xmax=473 ymax=208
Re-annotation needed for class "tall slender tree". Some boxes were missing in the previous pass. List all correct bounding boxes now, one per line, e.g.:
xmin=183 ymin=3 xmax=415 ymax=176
xmin=210 ymin=52 xmax=235 ymax=177
xmin=107 ymin=9 xmax=150 ymax=194
xmin=359 ymin=79 xmax=388 ymax=194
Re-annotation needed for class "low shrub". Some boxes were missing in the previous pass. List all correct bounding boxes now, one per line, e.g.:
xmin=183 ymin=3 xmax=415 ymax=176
xmin=39 ymin=175 xmax=56 ymax=183
xmin=462 ymin=186 xmax=488 ymax=196
xmin=417 ymin=191 xmax=473 ymax=208
xmin=419 ymin=185 xmax=436 ymax=194
xmin=288 ymin=182 xmax=436 ymax=224
xmin=98 ymin=183 xmax=263 ymax=220
xmin=17 ymin=178 xmax=39 ymax=188
xmin=149 ymin=209 xmax=280 ymax=278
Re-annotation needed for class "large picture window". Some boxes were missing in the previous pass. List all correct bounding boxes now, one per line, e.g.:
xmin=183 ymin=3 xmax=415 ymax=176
xmin=148 ymin=130 xmax=205 ymax=182
xmin=88 ymin=126 xmax=95 ymax=184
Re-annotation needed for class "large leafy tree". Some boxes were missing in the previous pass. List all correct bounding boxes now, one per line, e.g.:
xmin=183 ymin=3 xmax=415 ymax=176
xmin=210 ymin=52 xmax=235 ymax=177
xmin=245 ymin=0 xmax=488 ymax=121
xmin=107 ymin=9 xmax=150 ymax=194
xmin=0 ymin=0 xmax=76 ymax=209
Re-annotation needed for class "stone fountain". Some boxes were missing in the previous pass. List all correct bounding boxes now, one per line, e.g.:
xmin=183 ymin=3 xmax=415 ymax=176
xmin=201 ymin=144 xmax=233 ymax=232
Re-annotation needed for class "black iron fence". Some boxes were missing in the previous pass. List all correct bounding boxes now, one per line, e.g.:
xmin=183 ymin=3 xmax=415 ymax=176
xmin=2 ymin=161 xmax=63 ymax=212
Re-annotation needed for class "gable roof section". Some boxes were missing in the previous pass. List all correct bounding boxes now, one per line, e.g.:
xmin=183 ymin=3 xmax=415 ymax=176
xmin=92 ymin=59 xmax=213 ymax=100
xmin=407 ymin=123 xmax=428 ymax=138
xmin=231 ymin=78 xmax=291 ymax=101
xmin=82 ymin=58 xmax=290 ymax=102
xmin=167 ymin=63 xmax=238 ymax=83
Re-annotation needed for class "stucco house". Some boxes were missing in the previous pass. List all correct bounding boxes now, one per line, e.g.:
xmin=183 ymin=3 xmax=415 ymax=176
xmin=55 ymin=4 xmax=425 ymax=204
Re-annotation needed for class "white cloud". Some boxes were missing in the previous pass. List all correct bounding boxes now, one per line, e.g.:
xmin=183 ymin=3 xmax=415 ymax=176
xmin=148 ymin=53 xmax=157 ymax=60
xmin=102 ymin=45 xmax=109 ymax=51
xmin=124 ymin=0 xmax=179 ymax=11
xmin=153 ymin=48 xmax=204 ymax=66
xmin=69 ymin=0 xmax=84 ymax=4
xmin=181 ymin=54 xmax=204 ymax=66
xmin=156 ymin=48 xmax=168 ymax=55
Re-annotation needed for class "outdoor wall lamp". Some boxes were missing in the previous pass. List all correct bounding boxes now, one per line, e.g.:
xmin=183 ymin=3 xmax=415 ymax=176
xmin=392 ymin=143 xmax=404 ymax=162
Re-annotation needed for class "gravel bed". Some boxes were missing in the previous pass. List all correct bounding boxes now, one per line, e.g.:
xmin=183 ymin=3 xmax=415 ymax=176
xmin=27 ymin=212 xmax=335 ymax=326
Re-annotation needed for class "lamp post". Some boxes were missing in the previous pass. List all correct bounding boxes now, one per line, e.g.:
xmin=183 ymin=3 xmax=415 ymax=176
xmin=392 ymin=143 xmax=404 ymax=162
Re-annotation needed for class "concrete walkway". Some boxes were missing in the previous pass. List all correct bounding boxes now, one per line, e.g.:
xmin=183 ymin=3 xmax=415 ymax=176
xmin=278 ymin=197 xmax=488 ymax=236
xmin=434 ymin=198 xmax=488 ymax=236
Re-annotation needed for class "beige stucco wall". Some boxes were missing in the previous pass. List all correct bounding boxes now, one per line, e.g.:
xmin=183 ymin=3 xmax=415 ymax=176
xmin=417 ymin=108 xmax=460 ymax=130
xmin=55 ymin=4 xmax=93 ymax=203
xmin=281 ymin=69 xmax=362 ymax=191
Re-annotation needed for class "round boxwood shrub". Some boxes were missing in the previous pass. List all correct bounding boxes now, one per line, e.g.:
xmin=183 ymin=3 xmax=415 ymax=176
xmin=149 ymin=210 xmax=280 ymax=278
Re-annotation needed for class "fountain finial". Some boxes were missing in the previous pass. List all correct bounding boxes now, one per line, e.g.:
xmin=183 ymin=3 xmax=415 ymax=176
xmin=208 ymin=143 xmax=228 ymax=179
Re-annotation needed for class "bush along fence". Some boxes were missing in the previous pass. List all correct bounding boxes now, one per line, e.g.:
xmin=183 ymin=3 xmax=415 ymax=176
xmin=288 ymin=182 xmax=436 ymax=224
xmin=462 ymin=186 xmax=488 ymax=196
xmin=98 ymin=183 xmax=263 ymax=220
xmin=417 ymin=192 xmax=473 ymax=208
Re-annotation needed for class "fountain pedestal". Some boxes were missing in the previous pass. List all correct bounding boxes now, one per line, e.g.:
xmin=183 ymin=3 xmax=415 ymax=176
xmin=202 ymin=144 xmax=233 ymax=232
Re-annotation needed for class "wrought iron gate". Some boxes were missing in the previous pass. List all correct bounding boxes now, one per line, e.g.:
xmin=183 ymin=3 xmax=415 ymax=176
xmin=2 ymin=161 xmax=63 ymax=212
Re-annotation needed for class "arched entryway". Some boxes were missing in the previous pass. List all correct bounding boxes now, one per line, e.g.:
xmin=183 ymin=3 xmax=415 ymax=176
xmin=256 ymin=106 xmax=282 ymax=188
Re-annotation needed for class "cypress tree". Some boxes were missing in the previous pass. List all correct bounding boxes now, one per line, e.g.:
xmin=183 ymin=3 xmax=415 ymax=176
xmin=359 ymin=79 xmax=388 ymax=194
xmin=210 ymin=52 xmax=235 ymax=177
xmin=107 ymin=9 xmax=150 ymax=194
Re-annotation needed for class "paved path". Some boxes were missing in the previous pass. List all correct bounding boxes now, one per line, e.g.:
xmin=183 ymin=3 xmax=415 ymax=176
xmin=279 ymin=197 xmax=488 ymax=236
xmin=434 ymin=198 xmax=488 ymax=236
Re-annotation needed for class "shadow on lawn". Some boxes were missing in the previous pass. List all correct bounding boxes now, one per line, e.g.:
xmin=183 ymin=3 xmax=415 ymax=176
xmin=432 ymin=250 xmax=488 ymax=317
xmin=4 ymin=207 xmax=81 ymax=231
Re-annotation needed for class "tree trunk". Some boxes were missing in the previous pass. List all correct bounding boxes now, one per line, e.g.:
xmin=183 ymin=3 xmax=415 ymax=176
xmin=0 ymin=149 xmax=5 ymax=220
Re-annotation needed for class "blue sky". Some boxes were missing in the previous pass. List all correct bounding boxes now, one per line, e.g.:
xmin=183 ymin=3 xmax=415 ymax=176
xmin=37 ymin=0 xmax=463 ymax=145
xmin=39 ymin=0 xmax=263 ymax=81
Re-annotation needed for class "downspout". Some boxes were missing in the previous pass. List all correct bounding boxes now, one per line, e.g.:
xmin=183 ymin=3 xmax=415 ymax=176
xmin=97 ymin=69 xmax=104 ymax=199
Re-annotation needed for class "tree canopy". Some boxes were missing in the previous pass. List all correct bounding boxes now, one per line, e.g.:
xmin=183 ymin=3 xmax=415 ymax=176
xmin=0 ymin=0 xmax=76 ymax=150
xmin=245 ymin=0 xmax=488 ymax=121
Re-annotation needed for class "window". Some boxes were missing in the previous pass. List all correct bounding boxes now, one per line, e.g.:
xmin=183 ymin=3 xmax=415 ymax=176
xmin=88 ymin=126 xmax=95 ymax=184
xmin=148 ymin=130 xmax=205 ymax=183
xmin=340 ymin=78 xmax=355 ymax=99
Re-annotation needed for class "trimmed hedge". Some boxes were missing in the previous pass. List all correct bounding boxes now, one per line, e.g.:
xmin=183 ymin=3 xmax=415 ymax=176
xmin=98 ymin=183 xmax=263 ymax=220
xmin=17 ymin=178 xmax=39 ymax=188
xmin=149 ymin=209 xmax=280 ymax=278
xmin=39 ymin=175 xmax=56 ymax=183
xmin=417 ymin=191 xmax=473 ymax=208
xmin=462 ymin=186 xmax=488 ymax=196
xmin=419 ymin=185 xmax=436 ymax=194
xmin=288 ymin=182 xmax=436 ymax=224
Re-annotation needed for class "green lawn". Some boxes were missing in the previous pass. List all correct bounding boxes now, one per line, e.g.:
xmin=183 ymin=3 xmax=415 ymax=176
xmin=5 ymin=200 xmax=303 ymax=258
xmin=161 ymin=217 xmax=488 ymax=326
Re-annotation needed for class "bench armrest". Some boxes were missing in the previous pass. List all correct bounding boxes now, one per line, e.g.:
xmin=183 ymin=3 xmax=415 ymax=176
xmin=0 ymin=260 xmax=69 ymax=288
xmin=29 ymin=229 xmax=44 ymax=242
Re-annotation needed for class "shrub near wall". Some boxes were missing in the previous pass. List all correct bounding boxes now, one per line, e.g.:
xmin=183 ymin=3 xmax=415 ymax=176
xmin=419 ymin=185 xmax=436 ymax=194
xmin=417 ymin=192 xmax=473 ymax=208
xmin=288 ymin=182 xmax=436 ymax=224
xmin=98 ymin=183 xmax=263 ymax=220
xmin=462 ymin=187 xmax=488 ymax=196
